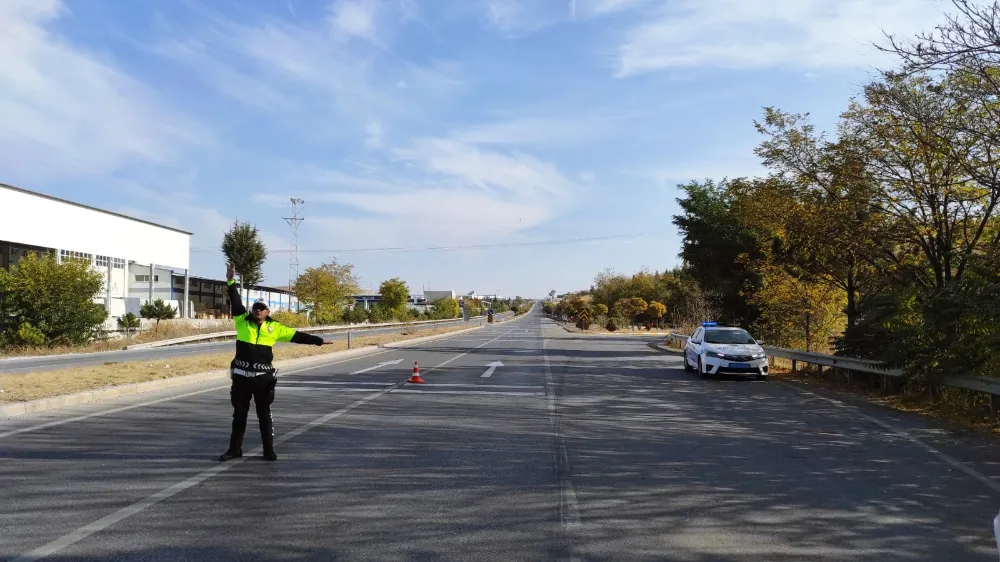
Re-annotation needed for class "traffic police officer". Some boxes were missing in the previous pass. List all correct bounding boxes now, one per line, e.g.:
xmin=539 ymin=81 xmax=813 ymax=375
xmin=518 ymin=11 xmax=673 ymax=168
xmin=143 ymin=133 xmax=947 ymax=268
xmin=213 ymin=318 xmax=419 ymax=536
xmin=220 ymin=262 xmax=333 ymax=462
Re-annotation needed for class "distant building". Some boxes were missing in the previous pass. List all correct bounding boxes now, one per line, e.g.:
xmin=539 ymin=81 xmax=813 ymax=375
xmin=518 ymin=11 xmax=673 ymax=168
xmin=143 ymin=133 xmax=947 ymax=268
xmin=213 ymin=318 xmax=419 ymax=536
xmin=0 ymin=183 xmax=298 ymax=326
xmin=424 ymin=290 xmax=456 ymax=304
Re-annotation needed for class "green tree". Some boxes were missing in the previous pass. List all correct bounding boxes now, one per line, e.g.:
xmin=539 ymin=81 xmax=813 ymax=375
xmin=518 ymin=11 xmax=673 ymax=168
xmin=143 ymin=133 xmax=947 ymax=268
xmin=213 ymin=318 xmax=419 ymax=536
xmin=672 ymin=179 xmax=765 ymax=326
xmin=294 ymin=260 xmax=360 ymax=325
xmin=342 ymin=305 xmax=369 ymax=324
xmin=221 ymin=220 xmax=267 ymax=307
xmin=140 ymin=299 xmax=177 ymax=332
xmin=430 ymin=297 xmax=460 ymax=320
xmin=270 ymin=310 xmax=310 ymax=328
xmin=117 ymin=313 xmax=141 ymax=338
xmin=0 ymin=252 xmax=108 ymax=348
xmin=378 ymin=277 xmax=410 ymax=319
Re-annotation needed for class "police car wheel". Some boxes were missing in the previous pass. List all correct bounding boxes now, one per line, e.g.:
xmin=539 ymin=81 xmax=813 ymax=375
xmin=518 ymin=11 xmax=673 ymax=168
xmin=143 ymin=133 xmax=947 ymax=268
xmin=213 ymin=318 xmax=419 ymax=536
xmin=683 ymin=356 xmax=694 ymax=372
xmin=697 ymin=358 xmax=708 ymax=379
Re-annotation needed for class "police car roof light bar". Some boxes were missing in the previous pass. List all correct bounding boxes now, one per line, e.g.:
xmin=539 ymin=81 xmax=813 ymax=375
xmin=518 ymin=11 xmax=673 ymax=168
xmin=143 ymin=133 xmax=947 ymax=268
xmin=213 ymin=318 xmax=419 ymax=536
xmin=701 ymin=321 xmax=718 ymax=327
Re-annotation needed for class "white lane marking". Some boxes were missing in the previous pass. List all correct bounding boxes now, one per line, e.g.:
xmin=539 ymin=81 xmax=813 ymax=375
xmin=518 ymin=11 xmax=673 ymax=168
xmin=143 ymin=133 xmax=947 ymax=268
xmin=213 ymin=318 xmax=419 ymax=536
xmin=282 ymin=388 xmax=383 ymax=393
xmin=416 ymin=327 xmax=519 ymax=376
xmin=481 ymin=361 xmax=504 ymax=378
xmin=544 ymin=325 xmax=581 ymax=533
xmin=392 ymin=390 xmax=544 ymax=397
xmin=287 ymin=382 xmax=544 ymax=390
xmin=8 ymin=385 xmax=398 ymax=562
xmin=348 ymin=358 xmax=404 ymax=375
xmin=281 ymin=381 xmax=394 ymax=386
xmin=782 ymin=382 xmax=1000 ymax=495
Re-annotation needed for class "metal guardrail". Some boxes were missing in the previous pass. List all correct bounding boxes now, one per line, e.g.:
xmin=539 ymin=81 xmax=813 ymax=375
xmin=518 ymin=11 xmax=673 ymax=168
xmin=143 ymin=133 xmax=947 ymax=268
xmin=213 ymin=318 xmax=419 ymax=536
xmin=665 ymin=333 xmax=1000 ymax=398
xmin=126 ymin=315 xmax=500 ymax=350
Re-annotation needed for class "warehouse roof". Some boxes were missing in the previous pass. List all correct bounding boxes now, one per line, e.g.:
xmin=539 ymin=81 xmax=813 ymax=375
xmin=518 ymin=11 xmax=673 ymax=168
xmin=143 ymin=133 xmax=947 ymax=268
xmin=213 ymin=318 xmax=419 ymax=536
xmin=1 ymin=183 xmax=194 ymax=236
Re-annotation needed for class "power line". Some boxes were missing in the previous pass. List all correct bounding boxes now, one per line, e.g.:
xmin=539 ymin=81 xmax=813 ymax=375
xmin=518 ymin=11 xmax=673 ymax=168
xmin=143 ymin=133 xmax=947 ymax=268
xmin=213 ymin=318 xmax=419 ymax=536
xmin=192 ymin=229 xmax=671 ymax=254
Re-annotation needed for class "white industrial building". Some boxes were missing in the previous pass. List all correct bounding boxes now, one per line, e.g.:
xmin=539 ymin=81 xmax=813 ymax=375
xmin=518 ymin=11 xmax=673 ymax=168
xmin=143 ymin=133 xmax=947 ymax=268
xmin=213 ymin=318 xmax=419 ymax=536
xmin=0 ymin=183 xmax=297 ymax=329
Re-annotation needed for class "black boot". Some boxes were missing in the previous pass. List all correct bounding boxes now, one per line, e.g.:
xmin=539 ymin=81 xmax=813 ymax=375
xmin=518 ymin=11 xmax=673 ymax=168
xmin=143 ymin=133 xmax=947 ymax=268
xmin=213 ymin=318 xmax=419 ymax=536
xmin=260 ymin=411 xmax=276 ymax=461
xmin=220 ymin=422 xmax=245 ymax=462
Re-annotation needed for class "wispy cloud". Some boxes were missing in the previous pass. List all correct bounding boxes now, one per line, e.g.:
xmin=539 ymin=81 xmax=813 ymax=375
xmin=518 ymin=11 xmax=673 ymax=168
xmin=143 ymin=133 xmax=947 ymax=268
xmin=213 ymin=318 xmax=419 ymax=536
xmin=448 ymin=116 xmax=602 ymax=148
xmin=481 ymin=0 xmax=568 ymax=35
xmin=0 ymin=0 xmax=207 ymax=180
xmin=612 ymin=0 xmax=946 ymax=77
xmin=328 ymin=0 xmax=379 ymax=43
xmin=365 ymin=120 xmax=384 ymax=149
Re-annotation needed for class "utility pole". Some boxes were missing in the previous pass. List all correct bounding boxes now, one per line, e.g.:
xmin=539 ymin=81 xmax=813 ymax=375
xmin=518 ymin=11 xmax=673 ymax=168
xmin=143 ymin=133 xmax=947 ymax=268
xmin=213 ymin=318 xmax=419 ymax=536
xmin=283 ymin=197 xmax=305 ymax=312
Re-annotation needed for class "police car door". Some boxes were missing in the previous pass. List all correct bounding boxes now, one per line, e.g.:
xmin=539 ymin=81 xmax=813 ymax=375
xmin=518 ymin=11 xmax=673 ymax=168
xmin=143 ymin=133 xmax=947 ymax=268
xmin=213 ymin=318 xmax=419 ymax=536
xmin=687 ymin=328 xmax=703 ymax=366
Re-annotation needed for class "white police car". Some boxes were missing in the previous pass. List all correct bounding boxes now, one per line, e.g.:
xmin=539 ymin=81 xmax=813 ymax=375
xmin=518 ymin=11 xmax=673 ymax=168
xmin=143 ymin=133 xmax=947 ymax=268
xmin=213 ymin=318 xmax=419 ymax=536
xmin=683 ymin=322 xmax=769 ymax=381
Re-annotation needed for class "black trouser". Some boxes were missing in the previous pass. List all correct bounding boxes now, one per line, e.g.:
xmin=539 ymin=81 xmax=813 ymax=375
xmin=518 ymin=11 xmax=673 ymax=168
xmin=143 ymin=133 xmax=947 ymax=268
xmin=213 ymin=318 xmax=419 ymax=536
xmin=227 ymin=371 xmax=277 ymax=454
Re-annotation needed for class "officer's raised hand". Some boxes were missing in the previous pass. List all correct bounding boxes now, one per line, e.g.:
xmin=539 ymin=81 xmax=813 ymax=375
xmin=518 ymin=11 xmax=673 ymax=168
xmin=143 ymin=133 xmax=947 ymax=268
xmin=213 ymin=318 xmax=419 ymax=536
xmin=226 ymin=262 xmax=235 ymax=282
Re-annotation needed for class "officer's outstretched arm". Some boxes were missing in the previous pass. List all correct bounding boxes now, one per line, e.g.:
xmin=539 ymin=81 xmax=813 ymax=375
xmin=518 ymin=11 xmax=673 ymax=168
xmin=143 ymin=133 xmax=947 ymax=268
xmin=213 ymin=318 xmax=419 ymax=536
xmin=275 ymin=324 xmax=329 ymax=345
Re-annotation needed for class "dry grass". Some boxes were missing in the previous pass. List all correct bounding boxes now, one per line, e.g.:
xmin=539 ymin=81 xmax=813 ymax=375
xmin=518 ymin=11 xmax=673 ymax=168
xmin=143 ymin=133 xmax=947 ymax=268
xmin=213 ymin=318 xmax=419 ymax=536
xmin=768 ymin=356 xmax=1000 ymax=438
xmin=0 ymin=325 xmax=469 ymax=404
xmin=1 ymin=323 xmax=231 ymax=358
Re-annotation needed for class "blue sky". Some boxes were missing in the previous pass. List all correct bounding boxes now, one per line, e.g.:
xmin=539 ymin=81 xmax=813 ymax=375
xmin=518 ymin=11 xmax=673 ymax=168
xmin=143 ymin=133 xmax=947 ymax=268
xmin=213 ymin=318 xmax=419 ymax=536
xmin=0 ymin=0 xmax=949 ymax=297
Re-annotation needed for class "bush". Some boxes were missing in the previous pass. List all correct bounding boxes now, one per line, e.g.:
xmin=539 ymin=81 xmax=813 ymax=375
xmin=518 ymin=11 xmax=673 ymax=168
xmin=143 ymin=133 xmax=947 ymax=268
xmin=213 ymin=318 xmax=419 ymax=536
xmin=342 ymin=306 xmax=369 ymax=324
xmin=430 ymin=297 xmax=461 ymax=320
xmin=140 ymin=299 xmax=177 ymax=332
xmin=117 ymin=313 xmax=141 ymax=337
xmin=576 ymin=317 xmax=591 ymax=330
xmin=605 ymin=321 xmax=618 ymax=332
xmin=0 ymin=252 xmax=108 ymax=348
xmin=15 ymin=322 xmax=47 ymax=347
xmin=271 ymin=310 xmax=310 ymax=328
xmin=367 ymin=305 xmax=392 ymax=323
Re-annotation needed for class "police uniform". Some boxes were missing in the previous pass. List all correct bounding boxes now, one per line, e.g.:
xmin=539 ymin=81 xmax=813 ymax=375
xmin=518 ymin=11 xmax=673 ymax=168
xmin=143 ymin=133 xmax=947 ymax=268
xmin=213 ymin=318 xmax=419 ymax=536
xmin=220 ymin=279 xmax=324 ymax=461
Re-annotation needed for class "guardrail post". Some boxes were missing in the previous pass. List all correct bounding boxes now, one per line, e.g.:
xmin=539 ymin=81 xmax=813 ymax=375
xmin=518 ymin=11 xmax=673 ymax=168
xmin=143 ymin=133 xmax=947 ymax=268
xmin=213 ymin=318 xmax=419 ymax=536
xmin=817 ymin=364 xmax=823 ymax=377
xmin=991 ymin=395 xmax=1000 ymax=414
xmin=791 ymin=359 xmax=797 ymax=372
xmin=348 ymin=329 xmax=352 ymax=349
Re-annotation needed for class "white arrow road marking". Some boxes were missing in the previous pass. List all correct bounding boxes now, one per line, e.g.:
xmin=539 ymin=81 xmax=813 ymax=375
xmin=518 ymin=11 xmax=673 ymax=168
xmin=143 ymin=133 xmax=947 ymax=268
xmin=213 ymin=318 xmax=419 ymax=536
xmin=481 ymin=361 xmax=504 ymax=378
xmin=348 ymin=358 xmax=404 ymax=375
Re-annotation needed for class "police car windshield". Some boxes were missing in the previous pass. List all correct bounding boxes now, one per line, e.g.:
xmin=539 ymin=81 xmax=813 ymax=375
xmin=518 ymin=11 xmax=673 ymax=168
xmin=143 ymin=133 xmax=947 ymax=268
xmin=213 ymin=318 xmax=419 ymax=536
xmin=704 ymin=329 xmax=755 ymax=344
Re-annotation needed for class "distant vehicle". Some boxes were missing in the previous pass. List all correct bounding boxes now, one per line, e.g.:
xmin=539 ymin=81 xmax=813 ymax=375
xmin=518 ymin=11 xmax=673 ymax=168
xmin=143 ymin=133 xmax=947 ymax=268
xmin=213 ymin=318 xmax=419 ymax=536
xmin=683 ymin=322 xmax=769 ymax=381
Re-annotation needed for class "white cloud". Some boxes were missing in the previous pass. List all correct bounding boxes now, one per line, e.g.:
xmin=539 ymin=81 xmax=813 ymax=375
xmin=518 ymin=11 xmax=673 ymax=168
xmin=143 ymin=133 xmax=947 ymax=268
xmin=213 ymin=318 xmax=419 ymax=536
xmin=365 ymin=120 xmax=383 ymax=149
xmin=449 ymin=117 xmax=600 ymax=148
xmin=0 ymin=0 xmax=206 ymax=180
xmin=328 ymin=0 xmax=378 ymax=42
xmin=572 ymin=0 xmax=652 ymax=19
xmin=150 ymin=7 xmax=465 ymax=148
xmin=481 ymin=0 xmax=568 ymax=35
xmin=393 ymin=138 xmax=576 ymax=200
xmin=613 ymin=0 xmax=947 ymax=77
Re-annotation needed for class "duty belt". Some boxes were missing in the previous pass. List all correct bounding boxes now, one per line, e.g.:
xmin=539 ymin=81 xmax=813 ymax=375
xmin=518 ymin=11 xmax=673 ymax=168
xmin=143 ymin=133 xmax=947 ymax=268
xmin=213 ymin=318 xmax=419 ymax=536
xmin=232 ymin=367 xmax=275 ymax=378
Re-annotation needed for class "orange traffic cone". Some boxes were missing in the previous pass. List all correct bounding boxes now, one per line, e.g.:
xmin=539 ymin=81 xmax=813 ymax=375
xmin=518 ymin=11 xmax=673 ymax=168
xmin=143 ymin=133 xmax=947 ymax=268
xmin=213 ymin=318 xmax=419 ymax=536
xmin=408 ymin=361 xmax=425 ymax=384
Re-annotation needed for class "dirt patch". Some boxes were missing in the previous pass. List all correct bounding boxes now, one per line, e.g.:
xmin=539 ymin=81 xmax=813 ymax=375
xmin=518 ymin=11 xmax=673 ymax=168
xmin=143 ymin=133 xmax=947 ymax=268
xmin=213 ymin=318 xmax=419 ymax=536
xmin=0 ymin=325 xmax=469 ymax=404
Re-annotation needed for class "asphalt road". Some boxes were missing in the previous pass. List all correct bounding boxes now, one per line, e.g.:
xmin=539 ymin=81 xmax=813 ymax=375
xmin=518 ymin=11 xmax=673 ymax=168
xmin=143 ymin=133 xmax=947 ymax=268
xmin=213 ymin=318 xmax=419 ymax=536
xmin=0 ymin=318 xmax=479 ymax=375
xmin=3 ymin=309 xmax=1000 ymax=561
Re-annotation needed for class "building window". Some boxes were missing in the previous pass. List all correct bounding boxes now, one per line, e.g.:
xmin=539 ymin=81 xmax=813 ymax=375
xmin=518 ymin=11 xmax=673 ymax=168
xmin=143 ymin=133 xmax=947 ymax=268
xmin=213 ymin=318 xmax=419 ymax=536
xmin=60 ymin=249 xmax=93 ymax=264
xmin=96 ymin=255 xmax=110 ymax=268
xmin=135 ymin=275 xmax=159 ymax=283
xmin=112 ymin=257 xmax=125 ymax=269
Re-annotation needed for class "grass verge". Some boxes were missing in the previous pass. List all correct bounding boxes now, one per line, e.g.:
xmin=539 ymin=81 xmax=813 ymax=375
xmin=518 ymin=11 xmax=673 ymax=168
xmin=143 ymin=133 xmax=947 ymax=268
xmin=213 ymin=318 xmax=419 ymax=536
xmin=1 ymin=324 xmax=232 ymax=358
xmin=0 ymin=325 xmax=469 ymax=404
xmin=768 ymin=356 xmax=1000 ymax=438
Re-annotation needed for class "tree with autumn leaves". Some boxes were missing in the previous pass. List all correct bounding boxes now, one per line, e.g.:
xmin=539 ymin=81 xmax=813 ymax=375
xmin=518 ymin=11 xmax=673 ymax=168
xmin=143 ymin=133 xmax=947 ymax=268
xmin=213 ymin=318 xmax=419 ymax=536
xmin=662 ymin=0 xmax=1000 ymax=389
